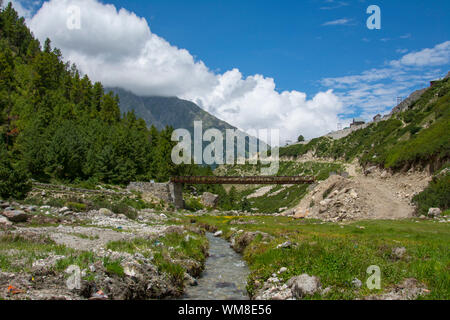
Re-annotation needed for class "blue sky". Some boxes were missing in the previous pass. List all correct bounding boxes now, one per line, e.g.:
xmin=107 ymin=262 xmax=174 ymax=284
xmin=7 ymin=0 xmax=450 ymax=142
xmin=107 ymin=0 xmax=450 ymax=93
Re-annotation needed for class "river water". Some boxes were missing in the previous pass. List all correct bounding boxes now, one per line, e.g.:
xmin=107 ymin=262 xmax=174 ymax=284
xmin=182 ymin=232 xmax=250 ymax=300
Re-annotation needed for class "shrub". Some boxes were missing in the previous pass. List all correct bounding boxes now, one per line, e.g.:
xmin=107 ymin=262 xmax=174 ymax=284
xmin=185 ymin=197 xmax=204 ymax=212
xmin=241 ymin=198 xmax=252 ymax=212
xmin=408 ymin=126 xmax=422 ymax=135
xmin=110 ymin=202 xmax=138 ymax=220
xmin=103 ymin=257 xmax=124 ymax=277
xmin=413 ymin=171 xmax=450 ymax=216
xmin=66 ymin=202 xmax=87 ymax=212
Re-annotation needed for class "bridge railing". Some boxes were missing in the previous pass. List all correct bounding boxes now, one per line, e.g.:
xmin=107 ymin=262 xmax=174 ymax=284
xmin=170 ymin=176 xmax=315 ymax=185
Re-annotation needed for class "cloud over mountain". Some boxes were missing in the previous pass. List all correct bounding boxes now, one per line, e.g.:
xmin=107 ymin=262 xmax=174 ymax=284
xmin=11 ymin=0 xmax=449 ymax=144
xmin=24 ymin=0 xmax=343 ymax=144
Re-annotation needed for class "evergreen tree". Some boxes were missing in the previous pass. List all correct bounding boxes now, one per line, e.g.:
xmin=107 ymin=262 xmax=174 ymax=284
xmin=0 ymin=47 xmax=15 ymax=145
xmin=0 ymin=143 xmax=31 ymax=199
xmin=0 ymin=4 xmax=204 ymax=192
xmin=100 ymin=92 xmax=120 ymax=123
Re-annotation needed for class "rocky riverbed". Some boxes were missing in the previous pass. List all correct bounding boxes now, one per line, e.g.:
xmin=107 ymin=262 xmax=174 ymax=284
xmin=0 ymin=199 xmax=208 ymax=300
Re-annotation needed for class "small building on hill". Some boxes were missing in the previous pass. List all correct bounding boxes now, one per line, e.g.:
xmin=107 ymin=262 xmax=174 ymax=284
xmin=350 ymin=117 xmax=365 ymax=128
xmin=373 ymin=114 xmax=382 ymax=122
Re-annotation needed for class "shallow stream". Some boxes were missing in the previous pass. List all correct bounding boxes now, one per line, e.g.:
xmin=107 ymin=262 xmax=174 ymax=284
xmin=182 ymin=232 xmax=250 ymax=300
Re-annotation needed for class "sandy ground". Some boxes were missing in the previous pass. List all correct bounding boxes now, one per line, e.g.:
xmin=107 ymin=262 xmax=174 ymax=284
xmin=286 ymin=159 xmax=432 ymax=221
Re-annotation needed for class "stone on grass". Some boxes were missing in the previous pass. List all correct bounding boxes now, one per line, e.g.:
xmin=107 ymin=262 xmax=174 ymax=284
xmin=392 ymin=247 xmax=407 ymax=260
xmin=278 ymin=267 xmax=288 ymax=274
xmin=277 ymin=241 xmax=292 ymax=249
xmin=184 ymin=273 xmax=198 ymax=286
xmin=352 ymin=278 xmax=363 ymax=288
xmin=428 ymin=208 xmax=441 ymax=218
xmin=214 ymin=230 xmax=223 ymax=237
xmin=288 ymin=274 xmax=321 ymax=299
xmin=2 ymin=210 xmax=29 ymax=223
xmin=0 ymin=202 xmax=10 ymax=209
xmin=0 ymin=216 xmax=13 ymax=227
xmin=99 ymin=208 xmax=114 ymax=216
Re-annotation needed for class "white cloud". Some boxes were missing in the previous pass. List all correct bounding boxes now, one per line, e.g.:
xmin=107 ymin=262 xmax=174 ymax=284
xmin=321 ymin=42 xmax=450 ymax=122
xmin=320 ymin=1 xmax=349 ymax=10
xmin=391 ymin=41 xmax=450 ymax=67
xmin=396 ymin=48 xmax=408 ymax=54
xmin=322 ymin=18 xmax=353 ymax=26
xmin=25 ymin=0 xmax=344 ymax=144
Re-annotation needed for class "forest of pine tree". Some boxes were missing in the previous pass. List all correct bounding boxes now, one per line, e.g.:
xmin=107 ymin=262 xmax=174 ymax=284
xmin=0 ymin=2 xmax=195 ymax=199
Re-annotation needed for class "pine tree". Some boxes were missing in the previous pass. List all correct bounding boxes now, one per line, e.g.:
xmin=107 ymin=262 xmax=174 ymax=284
xmin=0 ymin=47 xmax=15 ymax=145
xmin=100 ymin=92 xmax=120 ymax=123
xmin=0 ymin=143 xmax=31 ymax=199
xmin=44 ymin=38 xmax=51 ymax=53
xmin=0 ymin=4 xmax=200 ymax=189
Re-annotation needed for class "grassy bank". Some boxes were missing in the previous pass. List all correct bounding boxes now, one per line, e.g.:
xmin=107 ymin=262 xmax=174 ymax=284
xmin=195 ymin=215 xmax=450 ymax=300
xmin=106 ymin=231 xmax=208 ymax=288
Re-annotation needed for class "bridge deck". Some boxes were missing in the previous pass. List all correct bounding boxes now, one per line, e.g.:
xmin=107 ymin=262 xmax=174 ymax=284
xmin=170 ymin=176 xmax=315 ymax=185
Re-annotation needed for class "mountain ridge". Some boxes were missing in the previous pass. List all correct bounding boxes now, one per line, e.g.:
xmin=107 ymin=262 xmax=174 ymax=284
xmin=107 ymin=87 xmax=236 ymax=133
xmin=108 ymin=87 xmax=267 ymax=160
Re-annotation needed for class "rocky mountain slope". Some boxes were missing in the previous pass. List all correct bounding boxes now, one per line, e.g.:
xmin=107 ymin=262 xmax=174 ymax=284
xmin=108 ymin=87 xmax=265 ymax=159
xmin=107 ymin=87 xmax=236 ymax=133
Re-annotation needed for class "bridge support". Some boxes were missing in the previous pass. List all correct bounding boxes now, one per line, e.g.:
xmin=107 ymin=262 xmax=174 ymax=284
xmin=169 ymin=182 xmax=184 ymax=209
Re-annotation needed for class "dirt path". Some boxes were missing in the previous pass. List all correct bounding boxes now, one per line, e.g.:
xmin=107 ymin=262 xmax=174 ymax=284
xmin=289 ymin=160 xmax=432 ymax=221
xmin=353 ymin=175 xmax=412 ymax=219
xmin=345 ymin=162 xmax=431 ymax=219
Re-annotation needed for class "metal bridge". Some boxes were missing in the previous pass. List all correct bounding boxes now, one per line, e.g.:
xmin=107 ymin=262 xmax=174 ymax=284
xmin=162 ymin=176 xmax=316 ymax=209
xmin=170 ymin=176 xmax=315 ymax=185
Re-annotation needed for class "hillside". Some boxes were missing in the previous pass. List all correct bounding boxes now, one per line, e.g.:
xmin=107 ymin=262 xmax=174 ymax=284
xmin=209 ymin=77 xmax=450 ymax=217
xmin=279 ymin=75 xmax=450 ymax=172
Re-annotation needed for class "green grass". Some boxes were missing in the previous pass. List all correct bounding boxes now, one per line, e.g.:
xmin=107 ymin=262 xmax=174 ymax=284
xmin=247 ymin=184 xmax=309 ymax=213
xmin=23 ymin=186 xmax=159 ymax=220
xmin=185 ymin=196 xmax=205 ymax=212
xmin=66 ymin=202 xmax=87 ymax=212
xmin=106 ymin=238 xmax=157 ymax=258
xmin=106 ymin=230 xmax=208 ymax=288
xmin=0 ymin=234 xmax=82 ymax=273
xmin=195 ymin=215 xmax=450 ymax=300
xmin=55 ymin=251 xmax=97 ymax=272
xmin=103 ymin=257 xmax=125 ymax=277
xmin=0 ymin=234 xmax=119 ymax=283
